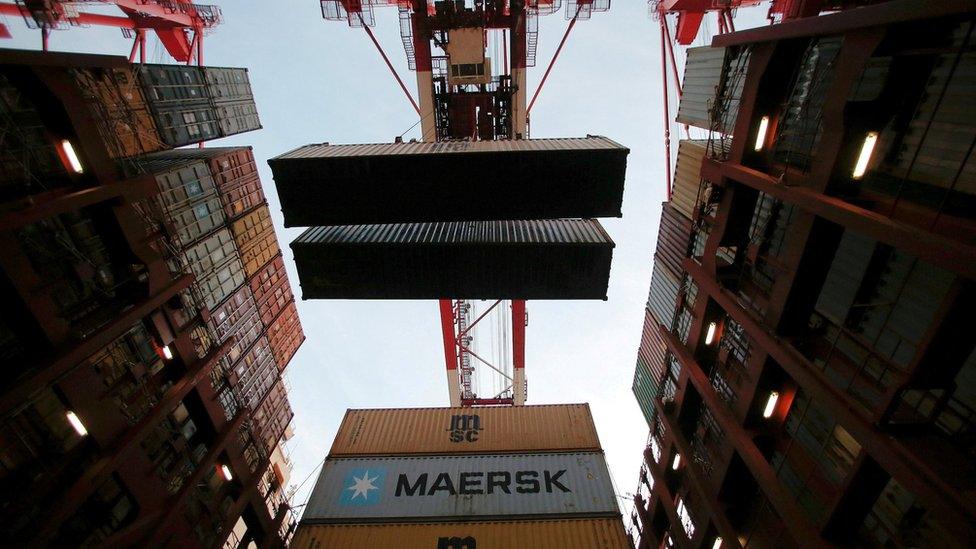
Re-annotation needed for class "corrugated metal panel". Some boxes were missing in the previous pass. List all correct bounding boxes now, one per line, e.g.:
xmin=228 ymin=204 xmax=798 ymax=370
xmin=273 ymin=136 xmax=625 ymax=158
xmin=633 ymin=309 xmax=668 ymax=429
xmin=232 ymin=205 xmax=280 ymax=278
xmin=303 ymin=453 xmax=618 ymax=522
xmin=672 ymin=140 xmax=707 ymax=221
xmin=815 ymin=230 xmax=876 ymax=325
xmin=267 ymin=300 xmax=303 ymax=371
xmin=290 ymin=220 xmax=614 ymax=300
xmin=677 ymin=46 xmax=726 ymax=130
xmin=646 ymin=259 xmax=681 ymax=329
xmin=269 ymin=136 xmax=628 ymax=226
xmin=655 ymin=203 xmax=693 ymax=276
xmin=215 ymin=100 xmax=262 ymax=137
xmin=291 ymin=519 xmax=630 ymax=548
xmin=250 ymin=254 xmax=295 ymax=327
xmin=329 ymin=404 xmax=600 ymax=456
xmin=202 ymin=66 xmax=253 ymax=102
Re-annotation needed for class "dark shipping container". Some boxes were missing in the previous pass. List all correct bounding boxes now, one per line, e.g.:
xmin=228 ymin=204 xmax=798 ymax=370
xmin=290 ymin=219 xmax=614 ymax=300
xmin=268 ymin=137 xmax=629 ymax=226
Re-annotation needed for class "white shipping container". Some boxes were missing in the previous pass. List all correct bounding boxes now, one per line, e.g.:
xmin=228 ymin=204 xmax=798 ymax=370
xmin=303 ymin=452 xmax=619 ymax=523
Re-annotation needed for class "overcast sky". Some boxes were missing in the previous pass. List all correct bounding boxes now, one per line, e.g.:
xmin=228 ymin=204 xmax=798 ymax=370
xmin=4 ymin=0 xmax=767 ymax=536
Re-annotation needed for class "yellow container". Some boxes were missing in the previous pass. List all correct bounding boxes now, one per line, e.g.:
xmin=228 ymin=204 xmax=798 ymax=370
xmin=671 ymin=139 xmax=708 ymax=221
xmin=328 ymin=404 xmax=601 ymax=456
xmin=231 ymin=205 xmax=279 ymax=278
xmin=291 ymin=519 xmax=631 ymax=549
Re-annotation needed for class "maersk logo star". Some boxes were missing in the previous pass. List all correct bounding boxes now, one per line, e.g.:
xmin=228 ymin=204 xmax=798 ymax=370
xmin=338 ymin=468 xmax=386 ymax=506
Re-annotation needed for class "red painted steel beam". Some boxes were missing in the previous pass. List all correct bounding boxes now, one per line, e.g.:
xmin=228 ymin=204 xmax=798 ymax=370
xmin=705 ymin=159 xmax=976 ymax=281
xmin=682 ymin=259 xmax=976 ymax=540
xmin=526 ymin=2 xmax=582 ymax=114
xmin=512 ymin=300 xmax=525 ymax=373
xmin=713 ymin=0 xmax=975 ymax=47
xmin=659 ymin=16 xmax=674 ymax=201
xmin=659 ymin=323 xmax=831 ymax=547
xmin=0 ymin=3 xmax=137 ymax=28
xmin=439 ymin=299 xmax=459 ymax=374
xmin=0 ymin=274 xmax=193 ymax=419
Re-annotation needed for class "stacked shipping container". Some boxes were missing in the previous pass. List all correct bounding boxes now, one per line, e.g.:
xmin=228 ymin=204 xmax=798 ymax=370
xmin=136 ymin=146 xmax=305 ymax=455
xmin=292 ymin=405 xmax=629 ymax=548
xmin=631 ymin=142 xmax=701 ymax=428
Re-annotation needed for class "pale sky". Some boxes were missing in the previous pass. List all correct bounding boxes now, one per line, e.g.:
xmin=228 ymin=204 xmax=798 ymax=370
xmin=3 ymin=0 xmax=767 ymax=536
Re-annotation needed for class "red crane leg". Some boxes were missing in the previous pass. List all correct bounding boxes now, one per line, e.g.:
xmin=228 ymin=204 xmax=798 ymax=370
xmin=439 ymin=299 xmax=461 ymax=406
xmin=512 ymin=300 xmax=526 ymax=405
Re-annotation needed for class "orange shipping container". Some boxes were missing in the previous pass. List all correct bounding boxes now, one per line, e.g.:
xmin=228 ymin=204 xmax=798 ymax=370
xmin=267 ymin=300 xmax=304 ymax=371
xmin=329 ymin=404 xmax=601 ymax=456
xmin=291 ymin=519 xmax=630 ymax=549
xmin=71 ymin=66 xmax=164 ymax=159
xmin=231 ymin=205 xmax=280 ymax=277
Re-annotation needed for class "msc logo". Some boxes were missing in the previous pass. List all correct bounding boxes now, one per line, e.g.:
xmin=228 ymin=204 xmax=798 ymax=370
xmin=437 ymin=537 xmax=476 ymax=549
xmin=448 ymin=414 xmax=482 ymax=443
xmin=337 ymin=468 xmax=386 ymax=506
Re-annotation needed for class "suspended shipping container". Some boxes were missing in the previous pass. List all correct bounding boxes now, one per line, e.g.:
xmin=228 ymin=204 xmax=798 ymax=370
xmin=654 ymin=202 xmax=693 ymax=276
xmin=672 ymin=140 xmax=708 ymax=221
xmin=290 ymin=219 xmax=614 ymax=300
xmin=303 ymin=452 xmax=618 ymax=522
xmin=329 ymin=404 xmax=601 ymax=457
xmin=291 ymin=519 xmax=630 ymax=549
xmin=268 ymin=136 xmax=629 ymax=226
xmin=646 ymin=259 xmax=682 ymax=330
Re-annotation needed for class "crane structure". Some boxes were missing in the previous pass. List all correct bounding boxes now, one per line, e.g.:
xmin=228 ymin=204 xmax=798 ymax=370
xmin=320 ymin=0 xmax=609 ymax=407
xmin=0 ymin=0 xmax=222 ymax=64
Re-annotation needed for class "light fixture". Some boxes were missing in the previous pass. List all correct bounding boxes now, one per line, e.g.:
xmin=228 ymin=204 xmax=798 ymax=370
xmin=712 ymin=537 xmax=723 ymax=549
xmin=763 ymin=391 xmax=780 ymax=419
xmin=754 ymin=116 xmax=770 ymax=151
xmin=66 ymin=411 xmax=88 ymax=436
xmin=60 ymin=140 xmax=84 ymax=174
xmin=852 ymin=131 xmax=878 ymax=179
xmin=220 ymin=464 xmax=233 ymax=481
xmin=671 ymin=453 xmax=681 ymax=470
xmin=162 ymin=345 xmax=173 ymax=360
xmin=705 ymin=322 xmax=718 ymax=345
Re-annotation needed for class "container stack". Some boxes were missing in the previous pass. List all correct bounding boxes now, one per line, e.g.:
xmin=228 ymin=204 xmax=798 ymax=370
xmin=134 ymin=146 xmax=304 ymax=453
xmin=631 ymin=139 xmax=704 ymax=428
xmin=268 ymin=136 xmax=629 ymax=300
xmin=291 ymin=404 xmax=630 ymax=548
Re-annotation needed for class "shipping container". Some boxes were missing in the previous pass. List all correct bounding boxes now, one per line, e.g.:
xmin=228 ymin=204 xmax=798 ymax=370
xmin=672 ymin=140 xmax=708 ymax=221
xmin=70 ymin=66 xmax=163 ymax=159
xmin=677 ymin=46 xmax=748 ymax=133
xmin=251 ymin=378 xmax=293 ymax=454
xmin=208 ymin=282 xmax=259 ymax=343
xmin=646 ymin=259 xmax=681 ymax=330
xmin=654 ymin=202 xmax=693 ymax=276
xmin=303 ymin=452 xmax=618 ymax=522
xmin=151 ymin=104 xmax=221 ymax=147
xmin=232 ymin=335 xmax=278 ymax=410
xmin=209 ymin=147 xmax=265 ymax=220
xmin=290 ymin=219 xmax=614 ymax=300
xmin=215 ymin=100 xmax=262 ymax=137
xmin=268 ymin=136 xmax=629 ymax=226
xmin=329 ymin=404 xmax=601 ymax=457
xmin=267 ymin=300 xmax=304 ymax=371
xmin=178 ymin=228 xmax=246 ymax=310
xmin=250 ymin=255 xmax=295 ymax=327
xmin=231 ymin=205 xmax=280 ymax=278
xmin=136 ymin=63 xmax=210 ymax=106
xmin=203 ymin=66 xmax=254 ymax=102
xmin=633 ymin=309 xmax=669 ymax=428
xmin=291 ymin=519 xmax=630 ymax=548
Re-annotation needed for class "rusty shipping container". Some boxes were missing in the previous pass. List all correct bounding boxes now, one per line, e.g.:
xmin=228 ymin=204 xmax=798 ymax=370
xmin=672 ymin=140 xmax=707 ymax=221
xmin=269 ymin=136 xmax=629 ymax=226
xmin=250 ymin=255 xmax=295 ymax=328
xmin=291 ymin=519 xmax=630 ymax=549
xmin=71 ymin=65 xmax=163 ymax=159
xmin=329 ymin=404 xmax=601 ymax=456
xmin=231 ymin=205 xmax=280 ymax=278
xmin=208 ymin=147 xmax=265 ymax=219
xmin=654 ymin=202 xmax=694 ymax=276
xmin=290 ymin=219 xmax=614 ymax=300
xmin=267 ymin=300 xmax=304 ymax=371
xmin=303 ymin=452 xmax=618 ymax=522
xmin=251 ymin=378 xmax=293 ymax=454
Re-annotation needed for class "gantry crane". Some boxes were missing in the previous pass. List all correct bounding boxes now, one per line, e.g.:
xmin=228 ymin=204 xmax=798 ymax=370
xmin=0 ymin=0 xmax=222 ymax=64
xmin=320 ymin=0 xmax=609 ymax=407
